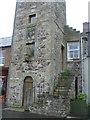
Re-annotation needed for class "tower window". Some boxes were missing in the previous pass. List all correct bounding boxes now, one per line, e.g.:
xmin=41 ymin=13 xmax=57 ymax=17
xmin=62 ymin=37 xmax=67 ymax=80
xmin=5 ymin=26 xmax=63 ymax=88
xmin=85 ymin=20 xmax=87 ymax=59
xmin=29 ymin=14 xmax=36 ymax=23
xmin=29 ymin=42 xmax=35 ymax=56
xmin=26 ymin=42 xmax=35 ymax=57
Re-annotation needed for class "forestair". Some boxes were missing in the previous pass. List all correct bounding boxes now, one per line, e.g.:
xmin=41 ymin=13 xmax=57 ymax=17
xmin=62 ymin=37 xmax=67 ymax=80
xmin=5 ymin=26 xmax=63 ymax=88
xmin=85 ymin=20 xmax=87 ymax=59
xmin=53 ymin=75 xmax=74 ymax=99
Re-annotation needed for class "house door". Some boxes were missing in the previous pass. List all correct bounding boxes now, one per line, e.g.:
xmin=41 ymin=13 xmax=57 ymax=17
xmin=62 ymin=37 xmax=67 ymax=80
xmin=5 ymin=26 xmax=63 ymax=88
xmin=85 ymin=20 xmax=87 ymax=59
xmin=23 ymin=76 xmax=33 ymax=107
xmin=75 ymin=77 xmax=78 ymax=99
xmin=61 ymin=45 xmax=65 ymax=70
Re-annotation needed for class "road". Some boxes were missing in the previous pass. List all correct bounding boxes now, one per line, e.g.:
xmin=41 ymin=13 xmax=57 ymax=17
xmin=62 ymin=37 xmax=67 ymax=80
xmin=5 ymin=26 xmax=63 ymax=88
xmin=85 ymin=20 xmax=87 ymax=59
xmin=1 ymin=109 xmax=90 ymax=120
xmin=2 ymin=109 xmax=58 ymax=118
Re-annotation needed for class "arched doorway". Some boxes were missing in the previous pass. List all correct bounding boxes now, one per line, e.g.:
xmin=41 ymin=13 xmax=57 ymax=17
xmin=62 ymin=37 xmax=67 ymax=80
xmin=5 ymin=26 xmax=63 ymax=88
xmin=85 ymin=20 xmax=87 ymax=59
xmin=22 ymin=76 xmax=33 ymax=107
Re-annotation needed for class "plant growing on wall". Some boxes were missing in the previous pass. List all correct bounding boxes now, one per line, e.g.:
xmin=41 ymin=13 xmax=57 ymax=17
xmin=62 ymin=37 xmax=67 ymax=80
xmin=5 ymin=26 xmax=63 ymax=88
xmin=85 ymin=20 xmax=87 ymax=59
xmin=60 ymin=69 xmax=72 ymax=79
xmin=77 ymin=93 xmax=87 ymax=100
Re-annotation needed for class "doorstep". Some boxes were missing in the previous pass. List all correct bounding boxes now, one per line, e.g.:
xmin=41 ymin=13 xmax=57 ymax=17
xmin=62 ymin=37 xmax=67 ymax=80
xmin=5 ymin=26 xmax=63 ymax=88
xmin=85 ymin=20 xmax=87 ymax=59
xmin=3 ymin=107 xmax=24 ymax=112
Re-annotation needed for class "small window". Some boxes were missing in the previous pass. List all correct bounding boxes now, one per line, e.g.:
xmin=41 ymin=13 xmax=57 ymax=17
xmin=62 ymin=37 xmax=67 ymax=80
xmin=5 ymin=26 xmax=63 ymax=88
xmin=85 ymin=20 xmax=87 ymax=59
xmin=67 ymin=42 xmax=80 ymax=61
xmin=29 ymin=14 xmax=36 ymax=23
xmin=29 ymin=42 xmax=35 ymax=56
xmin=26 ymin=42 xmax=35 ymax=57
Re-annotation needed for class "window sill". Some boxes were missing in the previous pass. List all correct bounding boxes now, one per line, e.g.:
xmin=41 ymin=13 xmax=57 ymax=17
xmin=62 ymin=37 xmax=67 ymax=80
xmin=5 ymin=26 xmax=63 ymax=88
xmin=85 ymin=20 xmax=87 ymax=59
xmin=67 ymin=58 xmax=80 ymax=62
xmin=0 ymin=64 xmax=4 ymax=67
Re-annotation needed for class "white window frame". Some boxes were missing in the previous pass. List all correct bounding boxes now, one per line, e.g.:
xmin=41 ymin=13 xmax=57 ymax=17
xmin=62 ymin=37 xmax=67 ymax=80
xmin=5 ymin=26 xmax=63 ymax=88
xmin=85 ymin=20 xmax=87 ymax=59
xmin=67 ymin=42 xmax=80 ymax=61
xmin=0 ymin=50 xmax=5 ymax=66
xmin=0 ymin=37 xmax=11 ymax=47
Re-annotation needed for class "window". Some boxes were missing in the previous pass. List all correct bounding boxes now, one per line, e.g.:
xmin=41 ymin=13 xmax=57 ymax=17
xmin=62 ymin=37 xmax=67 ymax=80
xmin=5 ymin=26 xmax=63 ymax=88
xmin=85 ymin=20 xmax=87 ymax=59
xmin=0 ymin=79 xmax=5 ymax=96
xmin=29 ymin=14 xmax=36 ymax=23
xmin=26 ymin=42 xmax=35 ymax=57
xmin=0 ymin=50 xmax=5 ymax=66
xmin=0 ymin=37 xmax=11 ymax=47
xmin=67 ymin=42 xmax=80 ymax=61
xmin=29 ymin=42 xmax=35 ymax=57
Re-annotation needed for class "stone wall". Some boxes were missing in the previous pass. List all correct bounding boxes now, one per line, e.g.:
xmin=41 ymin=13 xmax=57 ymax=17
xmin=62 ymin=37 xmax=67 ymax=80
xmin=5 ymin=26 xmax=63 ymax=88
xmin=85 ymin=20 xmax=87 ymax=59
xmin=64 ymin=26 xmax=82 ymax=92
xmin=28 ymin=97 xmax=69 ymax=117
xmin=49 ymin=2 xmax=66 ymax=92
xmin=28 ymin=75 xmax=75 ymax=118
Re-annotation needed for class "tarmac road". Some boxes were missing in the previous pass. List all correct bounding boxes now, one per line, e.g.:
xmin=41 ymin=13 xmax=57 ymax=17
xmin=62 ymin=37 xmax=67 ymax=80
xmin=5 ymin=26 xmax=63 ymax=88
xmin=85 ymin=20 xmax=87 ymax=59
xmin=2 ymin=109 xmax=90 ymax=120
xmin=2 ymin=109 xmax=58 ymax=118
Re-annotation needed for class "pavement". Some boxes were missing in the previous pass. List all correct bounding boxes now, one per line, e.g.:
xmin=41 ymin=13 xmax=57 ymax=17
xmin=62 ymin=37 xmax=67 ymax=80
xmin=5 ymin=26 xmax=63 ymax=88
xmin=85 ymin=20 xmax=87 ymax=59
xmin=1 ymin=105 xmax=90 ymax=119
xmin=0 ymin=103 xmax=2 ymax=120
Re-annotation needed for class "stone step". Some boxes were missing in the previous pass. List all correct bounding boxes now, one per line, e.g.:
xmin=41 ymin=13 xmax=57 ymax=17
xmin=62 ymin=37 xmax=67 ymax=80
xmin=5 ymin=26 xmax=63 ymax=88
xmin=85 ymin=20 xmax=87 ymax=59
xmin=58 ymin=78 xmax=73 ymax=84
xmin=56 ymin=82 xmax=71 ymax=87
xmin=54 ymin=90 xmax=68 ymax=93
xmin=55 ymin=89 xmax=69 ymax=92
xmin=56 ymin=86 xmax=70 ymax=89
xmin=54 ymin=91 xmax=68 ymax=96
xmin=54 ymin=87 xmax=70 ymax=93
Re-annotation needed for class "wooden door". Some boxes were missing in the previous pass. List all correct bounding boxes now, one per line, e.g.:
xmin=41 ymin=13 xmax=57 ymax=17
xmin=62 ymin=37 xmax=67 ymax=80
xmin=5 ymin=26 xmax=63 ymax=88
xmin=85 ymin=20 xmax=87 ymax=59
xmin=23 ymin=76 xmax=33 ymax=106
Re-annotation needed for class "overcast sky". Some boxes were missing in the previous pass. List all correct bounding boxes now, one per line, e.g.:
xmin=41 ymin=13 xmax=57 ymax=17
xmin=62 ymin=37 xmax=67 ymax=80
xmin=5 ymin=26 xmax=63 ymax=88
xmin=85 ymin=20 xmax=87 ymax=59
xmin=0 ymin=0 xmax=89 ymax=38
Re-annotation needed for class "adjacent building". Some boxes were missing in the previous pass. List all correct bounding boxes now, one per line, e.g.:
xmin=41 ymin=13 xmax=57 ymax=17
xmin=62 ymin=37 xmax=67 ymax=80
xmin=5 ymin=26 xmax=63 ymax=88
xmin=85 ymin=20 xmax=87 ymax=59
xmin=65 ymin=26 xmax=82 ymax=95
xmin=0 ymin=37 xmax=12 ymax=103
xmin=81 ymin=22 xmax=90 ymax=103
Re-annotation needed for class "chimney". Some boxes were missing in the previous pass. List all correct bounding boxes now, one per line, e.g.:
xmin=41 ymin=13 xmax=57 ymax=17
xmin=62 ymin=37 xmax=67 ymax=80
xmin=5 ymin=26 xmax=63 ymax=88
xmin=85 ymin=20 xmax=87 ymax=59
xmin=83 ymin=22 xmax=90 ymax=56
xmin=88 ymin=2 xmax=90 ymax=56
xmin=83 ymin=22 xmax=90 ymax=33
xmin=88 ymin=23 xmax=90 ymax=56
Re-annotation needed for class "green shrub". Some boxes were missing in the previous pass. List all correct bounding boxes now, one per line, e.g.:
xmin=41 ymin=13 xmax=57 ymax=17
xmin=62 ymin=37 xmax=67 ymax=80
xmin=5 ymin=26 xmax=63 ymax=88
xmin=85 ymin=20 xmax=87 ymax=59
xmin=61 ymin=69 xmax=72 ymax=77
xmin=77 ymin=93 xmax=87 ymax=100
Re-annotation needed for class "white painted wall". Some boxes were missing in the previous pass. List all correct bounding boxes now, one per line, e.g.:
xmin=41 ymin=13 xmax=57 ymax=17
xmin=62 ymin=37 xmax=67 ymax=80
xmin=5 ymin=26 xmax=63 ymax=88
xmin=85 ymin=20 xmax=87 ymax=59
xmin=88 ymin=57 xmax=90 ymax=103
xmin=83 ymin=57 xmax=90 ymax=103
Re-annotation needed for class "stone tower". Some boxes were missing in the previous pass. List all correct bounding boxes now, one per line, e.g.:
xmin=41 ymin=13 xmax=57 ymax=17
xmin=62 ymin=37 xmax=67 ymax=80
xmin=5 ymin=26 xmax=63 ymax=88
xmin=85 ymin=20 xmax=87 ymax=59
xmin=7 ymin=1 xmax=66 ymax=107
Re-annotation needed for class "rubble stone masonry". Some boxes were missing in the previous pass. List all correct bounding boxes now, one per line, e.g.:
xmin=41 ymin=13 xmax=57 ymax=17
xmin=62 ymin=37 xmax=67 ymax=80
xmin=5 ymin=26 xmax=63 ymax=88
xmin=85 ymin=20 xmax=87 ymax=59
xmin=7 ymin=2 xmax=66 ymax=107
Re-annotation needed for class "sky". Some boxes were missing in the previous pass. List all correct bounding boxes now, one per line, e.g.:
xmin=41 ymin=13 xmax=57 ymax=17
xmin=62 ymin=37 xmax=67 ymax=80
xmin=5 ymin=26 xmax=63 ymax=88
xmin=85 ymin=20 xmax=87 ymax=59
xmin=0 ymin=0 xmax=89 ymax=38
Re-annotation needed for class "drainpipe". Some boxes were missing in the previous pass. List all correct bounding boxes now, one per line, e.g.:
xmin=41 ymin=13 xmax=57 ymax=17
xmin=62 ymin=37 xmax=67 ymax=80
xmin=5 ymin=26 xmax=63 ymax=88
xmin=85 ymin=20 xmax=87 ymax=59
xmin=87 ymin=23 xmax=90 ymax=57
xmin=83 ymin=22 xmax=90 ymax=56
xmin=80 ymin=36 xmax=84 ymax=92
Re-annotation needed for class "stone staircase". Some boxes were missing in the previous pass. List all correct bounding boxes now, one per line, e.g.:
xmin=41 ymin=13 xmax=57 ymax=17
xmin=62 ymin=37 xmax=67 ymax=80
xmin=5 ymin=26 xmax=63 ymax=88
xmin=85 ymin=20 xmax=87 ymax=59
xmin=28 ymin=74 xmax=75 ymax=117
xmin=53 ymin=75 xmax=74 ymax=99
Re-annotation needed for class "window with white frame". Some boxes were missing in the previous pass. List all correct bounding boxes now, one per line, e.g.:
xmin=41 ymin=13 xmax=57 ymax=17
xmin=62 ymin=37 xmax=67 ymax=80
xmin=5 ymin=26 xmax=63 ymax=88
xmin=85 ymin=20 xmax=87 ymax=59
xmin=67 ymin=42 xmax=80 ymax=60
xmin=0 ymin=37 xmax=11 ymax=47
xmin=0 ymin=50 xmax=5 ymax=66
